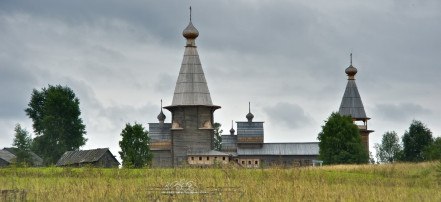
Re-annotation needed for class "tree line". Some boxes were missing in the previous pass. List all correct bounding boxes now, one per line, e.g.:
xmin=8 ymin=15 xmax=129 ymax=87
xmin=12 ymin=85 xmax=154 ymax=168
xmin=318 ymin=112 xmax=441 ymax=165
xmin=375 ymin=120 xmax=440 ymax=163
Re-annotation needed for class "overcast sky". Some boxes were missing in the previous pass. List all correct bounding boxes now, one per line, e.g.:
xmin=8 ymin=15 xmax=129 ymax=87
xmin=1 ymin=0 xmax=440 ymax=161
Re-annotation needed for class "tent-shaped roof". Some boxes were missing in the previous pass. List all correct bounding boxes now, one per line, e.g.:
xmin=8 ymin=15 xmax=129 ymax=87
xmin=166 ymin=19 xmax=219 ymax=109
xmin=339 ymin=79 xmax=368 ymax=119
xmin=56 ymin=148 xmax=119 ymax=166
xmin=338 ymin=57 xmax=369 ymax=120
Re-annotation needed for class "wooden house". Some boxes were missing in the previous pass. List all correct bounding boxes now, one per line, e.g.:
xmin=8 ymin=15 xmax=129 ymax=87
xmin=56 ymin=148 xmax=119 ymax=168
xmin=0 ymin=150 xmax=15 ymax=167
xmin=3 ymin=147 xmax=43 ymax=167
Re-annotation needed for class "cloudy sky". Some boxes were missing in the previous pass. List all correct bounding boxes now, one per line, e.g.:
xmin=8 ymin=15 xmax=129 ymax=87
xmin=1 ymin=0 xmax=440 ymax=161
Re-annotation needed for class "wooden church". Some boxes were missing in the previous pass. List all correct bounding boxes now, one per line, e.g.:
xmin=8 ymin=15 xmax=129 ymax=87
xmin=148 ymin=10 xmax=372 ymax=168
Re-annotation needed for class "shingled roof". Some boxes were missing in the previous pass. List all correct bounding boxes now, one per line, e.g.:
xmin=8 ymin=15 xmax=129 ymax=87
xmin=0 ymin=150 xmax=15 ymax=163
xmin=339 ymin=80 xmax=368 ymax=119
xmin=338 ymin=57 xmax=369 ymax=120
xmin=166 ymin=19 xmax=219 ymax=109
xmin=237 ymin=142 xmax=319 ymax=156
xmin=3 ymin=147 xmax=43 ymax=166
xmin=56 ymin=148 xmax=119 ymax=166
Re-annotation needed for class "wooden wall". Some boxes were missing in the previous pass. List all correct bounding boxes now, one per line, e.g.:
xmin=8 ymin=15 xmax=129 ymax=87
xmin=151 ymin=150 xmax=172 ymax=168
xmin=170 ymin=106 xmax=216 ymax=167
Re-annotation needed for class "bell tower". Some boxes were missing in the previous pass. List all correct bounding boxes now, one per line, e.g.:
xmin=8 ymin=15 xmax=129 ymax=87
xmin=338 ymin=54 xmax=373 ymax=153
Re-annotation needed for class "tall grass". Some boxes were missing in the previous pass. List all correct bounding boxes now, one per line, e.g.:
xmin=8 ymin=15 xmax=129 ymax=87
xmin=0 ymin=162 xmax=440 ymax=201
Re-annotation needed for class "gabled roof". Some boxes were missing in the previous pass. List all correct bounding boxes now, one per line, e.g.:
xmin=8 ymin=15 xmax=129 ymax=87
xmin=187 ymin=150 xmax=229 ymax=156
xmin=0 ymin=150 xmax=15 ymax=163
xmin=3 ymin=147 xmax=43 ymax=166
xmin=166 ymin=20 xmax=219 ymax=109
xmin=339 ymin=79 xmax=368 ymax=119
xmin=56 ymin=148 xmax=119 ymax=166
xmin=237 ymin=142 xmax=319 ymax=156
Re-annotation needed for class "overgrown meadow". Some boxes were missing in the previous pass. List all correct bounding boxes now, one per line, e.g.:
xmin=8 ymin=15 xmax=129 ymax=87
xmin=1 ymin=162 xmax=440 ymax=201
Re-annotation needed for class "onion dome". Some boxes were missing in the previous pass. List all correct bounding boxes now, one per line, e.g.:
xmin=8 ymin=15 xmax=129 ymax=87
xmin=246 ymin=102 xmax=254 ymax=122
xmin=345 ymin=53 xmax=358 ymax=79
xmin=157 ymin=100 xmax=166 ymax=123
xmin=230 ymin=120 xmax=235 ymax=135
xmin=157 ymin=110 xmax=166 ymax=123
xmin=182 ymin=21 xmax=199 ymax=39
xmin=182 ymin=7 xmax=199 ymax=39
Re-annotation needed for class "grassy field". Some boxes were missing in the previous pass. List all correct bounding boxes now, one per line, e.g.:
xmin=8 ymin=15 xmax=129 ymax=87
xmin=1 ymin=162 xmax=440 ymax=201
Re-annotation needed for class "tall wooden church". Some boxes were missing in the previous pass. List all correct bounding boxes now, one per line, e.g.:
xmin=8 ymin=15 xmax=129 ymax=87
xmin=148 ymin=12 xmax=372 ymax=168
xmin=338 ymin=55 xmax=374 ymax=153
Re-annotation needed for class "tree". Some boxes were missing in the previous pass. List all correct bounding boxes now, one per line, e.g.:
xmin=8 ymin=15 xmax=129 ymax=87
xmin=401 ymin=120 xmax=433 ymax=162
xmin=317 ymin=112 xmax=368 ymax=164
xmin=422 ymin=137 xmax=441 ymax=161
xmin=213 ymin=122 xmax=223 ymax=151
xmin=25 ymin=85 xmax=87 ymax=164
xmin=374 ymin=131 xmax=402 ymax=163
xmin=119 ymin=123 xmax=153 ymax=168
xmin=12 ymin=124 xmax=33 ymax=165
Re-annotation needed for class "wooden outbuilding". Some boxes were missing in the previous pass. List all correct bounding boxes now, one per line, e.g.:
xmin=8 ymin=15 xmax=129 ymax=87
xmin=56 ymin=148 xmax=120 ymax=168
xmin=3 ymin=147 xmax=43 ymax=167
xmin=0 ymin=150 xmax=15 ymax=167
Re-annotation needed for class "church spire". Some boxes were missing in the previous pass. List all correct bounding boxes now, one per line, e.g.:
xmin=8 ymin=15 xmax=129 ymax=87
xmin=339 ymin=54 xmax=367 ymax=119
xmin=166 ymin=8 xmax=219 ymax=109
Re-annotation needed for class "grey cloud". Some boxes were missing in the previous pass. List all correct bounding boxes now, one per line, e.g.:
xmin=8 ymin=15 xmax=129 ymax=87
xmin=1 ymin=0 xmax=441 ymax=155
xmin=263 ymin=102 xmax=311 ymax=129
xmin=154 ymin=73 xmax=175 ymax=96
xmin=0 ymin=64 xmax=39 ymax=118
xmin=374 ymin=103 xmax=431 ymax=122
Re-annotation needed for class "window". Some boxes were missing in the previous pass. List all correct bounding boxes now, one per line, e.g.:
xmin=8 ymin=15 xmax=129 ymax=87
xmin=207 ymin=157 xmax=209 ymax=160
xmin=248 ymin=161 xmax=251 ymax=164
xmin=242 ymin=161 xmax=245 ymax=165
xmin=215 ymin=156 xmax=217 ymax=159
xmin=222 ymin=157 xmax=225 ymax=160
xmin=199 ymin=157 xmax=202 ymax=161
xmin=255 ymin=161 xmax=258 ymax=165
xmin=191 ymin=157 xmax=194 ymax=160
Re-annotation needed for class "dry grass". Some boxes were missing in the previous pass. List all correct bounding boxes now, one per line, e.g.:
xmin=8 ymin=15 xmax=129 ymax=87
xmin=0 ymin=162 xmax=440 ymax=201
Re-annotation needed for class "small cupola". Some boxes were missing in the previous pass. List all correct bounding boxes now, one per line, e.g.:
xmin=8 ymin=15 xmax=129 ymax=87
xmin=345 ymin=53 xmax=358 ymax=80
xmin=157 ymin=99 xmax=166 ymax=123
xmin=182 ymin=7 xmax=199 ymax=46
xmin=229 ymin=120 xmax=235 ymax=135
xmin=246 ymin=102 xmax=254 ymax=122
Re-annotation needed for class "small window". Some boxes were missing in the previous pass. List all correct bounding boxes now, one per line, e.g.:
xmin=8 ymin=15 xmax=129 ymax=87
xmin=242 ymin=161 xmax=245 ymax=165
xmin=248 ymin=161 xmax=251 ymax=164
xmin=255 ymin=161 xmax=258 ymax=165
xmin=222 ymin=157 xmax=225 ymax=160
xmin=199 ymin=157 xmax=202 ymax=161
xmin=215 ymin=156 xmax=217 ymax=159
xmin=207 ymin=157 xmax=209 ymax=160
xmin=191 ymin=157 xmax=194 ymax=160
